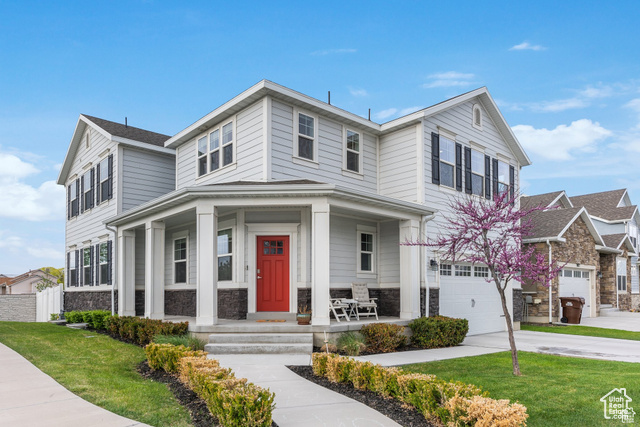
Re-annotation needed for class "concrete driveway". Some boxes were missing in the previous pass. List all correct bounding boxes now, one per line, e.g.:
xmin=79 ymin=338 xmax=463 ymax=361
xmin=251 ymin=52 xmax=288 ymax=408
xmin=463 ymin=330 xmax=640 ymax=363
xmin=579 ymin=311 xmax=640 ymax=332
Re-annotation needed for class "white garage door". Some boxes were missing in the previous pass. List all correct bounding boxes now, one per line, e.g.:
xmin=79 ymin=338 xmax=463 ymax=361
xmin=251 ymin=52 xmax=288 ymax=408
xmin=439 ymin=267 xmax=506 ymax=335
xmin=559 ymin=268 xmax=592 ymax=318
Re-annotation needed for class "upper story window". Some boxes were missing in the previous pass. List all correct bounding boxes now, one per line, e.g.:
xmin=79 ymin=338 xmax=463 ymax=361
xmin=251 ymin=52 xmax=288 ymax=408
xmin=439 ymin=136 xmax=455 ymax=188
xmin=81 ymin=169 xmax=94 ymax=212
xmin=470 ymin=149 xmax=484 ymax=196
xmin=497 ymin=160 xmax=509 ymax=196
xmin=218 ymin=229 xmax=233 ymax=281
xmin=617 ymin=257 xmax=627 ymax=293
xmin=345 ymin=129 xmax=362 ymax=173
xmin=68 ymin=251 xmax=77 ymax=286
xmin=68 ymin=180 xmax=79 ymax=218
xmin=96 ymin=155 xmax=113 ymax=205
xmin=295 ymin=111 xmax=317 ymax=162
xmin=472 ymin=104 xmax=483 ymax=130
xmin=174 ymin=237 xmax=187 ymax=283
xmin=197 ymin=121 xmax=234 ymax=177
xmin=83 ymin=247 xmax=93 ymax=286
xmin=628 ymin=222 xmax=638 ymax=248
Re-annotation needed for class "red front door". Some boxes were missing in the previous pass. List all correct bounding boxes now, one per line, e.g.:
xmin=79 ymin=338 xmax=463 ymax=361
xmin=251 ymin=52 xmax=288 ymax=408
xmin=256 ymin=236 xmax=290 ymax=312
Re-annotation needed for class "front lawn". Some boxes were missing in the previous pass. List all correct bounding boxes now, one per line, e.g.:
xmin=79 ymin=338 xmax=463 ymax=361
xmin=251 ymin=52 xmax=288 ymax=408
xmin=522 ymin=323 xmax=640 ymax=341
xmin=402 ymin=351 xmax=640 ymax=427
xmin=0 ymin=322 xmax=191 ymax=427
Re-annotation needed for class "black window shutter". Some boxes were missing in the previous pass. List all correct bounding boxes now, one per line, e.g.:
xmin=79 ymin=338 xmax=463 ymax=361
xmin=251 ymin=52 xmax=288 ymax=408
xmin=89 ymin=246 xmax=94 ymax=286
xmin=75 ymin=179 xmax=80 ymax=216
xmin=96 ymin=162 xmax=101 ymax=205
xmin=67 ymin=185 xmax=71 ymax=220
xmin=492 ymin=159 xmax=499 ymax=196
xmin=464 ymin=147 xmax=472 ymax=194
xmin=67 ymin=252 xmax=70 ymax=288
xmin=107 ymin=240 xmax=113 ymax=286
xmin=90 ymin=168 xmax=95 ymax=209
xmin=74 ymin=250 xmax=79 ymax=286
xmin=455 ymin=143 xmax=462 ymax=192
xmin=95 ymin=243 xmax=100 ymax=286
xmin=431 ymin=133 xmax=440 ymax=185
xmin=107 ymin=154 xmax=113 ymax=200
xmin=509 ymin=165 xmax=515 ymax=204
xmin=80 ymin=175 xmax=85 ymax=213
xmin=484 ymin=155 xmax=491 ymax=199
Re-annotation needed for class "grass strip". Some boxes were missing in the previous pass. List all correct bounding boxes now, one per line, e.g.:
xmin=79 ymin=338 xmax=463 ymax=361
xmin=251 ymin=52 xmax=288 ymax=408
xmin=402 ymin=351 xmax=640 ymax=427
xmin=0 ymin=322 xmax=191 ymax=427
xmin=522 ymin=323 xmax=640 ymax=341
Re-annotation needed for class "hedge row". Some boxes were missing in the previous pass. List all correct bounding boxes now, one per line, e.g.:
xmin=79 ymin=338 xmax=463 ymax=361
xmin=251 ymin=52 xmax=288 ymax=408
xmin=408 ymin=316 xmax=469 ymax=349
xmin=146 ymin=343 xmax=275 ymax=427
xmin=64 ymin=310 xmax=111 ymax=329
xmin=312 ymin=353 xmax=527 ymax=426
xmin=107 ymin=316 xmax=189 ymax=346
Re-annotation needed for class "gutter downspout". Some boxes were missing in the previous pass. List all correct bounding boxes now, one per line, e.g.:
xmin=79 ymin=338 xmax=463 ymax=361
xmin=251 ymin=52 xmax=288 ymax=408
xmin=106 ymin=224 xmax=118 ymax=316
xmin=547 ymin=239 xmax=553 ymax=323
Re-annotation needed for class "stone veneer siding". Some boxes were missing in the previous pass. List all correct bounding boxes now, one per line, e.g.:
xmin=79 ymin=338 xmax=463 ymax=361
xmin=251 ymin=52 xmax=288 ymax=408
xmin=0 ymin=295 xmax=36 ymax=322
xmin=523 ymin=217 xmax=600 ymax=321
xmin=600 ymin=250 xmax=632 ymax=311
xmin=512 ymin=288 xmax=523 ymax=322
xmin=325 ymin=287 xmax=400 ymax=318
xmin=165 ymin=290 xmax=196 ymax=317
xmin=420 ymin=288 xmax=426 ymax=317
xmin=428 ymin=288 xmax=439 ymax=317
xmin=217 ymin=289 xmax=248 ymax=320
xmin=64 ymin=291 xmax=117 ymax=312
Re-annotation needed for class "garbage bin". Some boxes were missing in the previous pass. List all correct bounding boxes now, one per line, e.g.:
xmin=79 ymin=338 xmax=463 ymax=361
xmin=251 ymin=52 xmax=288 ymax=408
xmin=560 ymin=297 xmax=586 ymax=324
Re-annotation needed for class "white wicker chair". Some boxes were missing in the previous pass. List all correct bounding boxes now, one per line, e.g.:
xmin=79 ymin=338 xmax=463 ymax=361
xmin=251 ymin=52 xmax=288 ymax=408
xmin=351 ymin=283 xmax=378 ymax=320
xmin=329 ymin=298 xmax=350 ymax=322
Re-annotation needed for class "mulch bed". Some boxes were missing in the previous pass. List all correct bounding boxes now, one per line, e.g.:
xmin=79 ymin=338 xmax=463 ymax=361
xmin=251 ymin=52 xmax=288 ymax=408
xmin=287 ymin=365 xmax=433 ymax=427
xmin=313 ymin=345 xmax=428 ymax=357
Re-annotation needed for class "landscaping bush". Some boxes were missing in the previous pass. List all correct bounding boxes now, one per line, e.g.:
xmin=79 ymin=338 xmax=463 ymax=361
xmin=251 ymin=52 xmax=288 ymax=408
xmin=153 ymin=333 xmax=206 ymax=351
xmin=63 ymin=310 xmax=111 ymax=329
xmin=311 ymin=353 xmax=526 ymax=426
xmin=336 ymin=331 xmax=366 ymax=356
xmin=145 ymin=343 xmax=206 ymax=373
xmin=359 ymin=323 xmax=406 ymax=353
xmin=105 ymin=316 xmax=189 ymax=346
xmin=408 ymin=316 xmax=469 ymax=349
xmin=64 ymin=311 xmax=84 ymax=323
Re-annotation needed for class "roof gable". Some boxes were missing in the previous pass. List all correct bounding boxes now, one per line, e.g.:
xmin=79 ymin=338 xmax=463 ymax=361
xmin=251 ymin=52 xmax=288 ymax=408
xmin=570 ymin=189 xmax=636 ymax=221
xmin=524 ymin=206 xmax=604 ymax=245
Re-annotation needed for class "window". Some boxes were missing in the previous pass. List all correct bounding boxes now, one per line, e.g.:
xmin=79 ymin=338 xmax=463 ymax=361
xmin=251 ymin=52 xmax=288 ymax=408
xmin=471 ymin=149 xmax=484 ymax=196
xmin=439 ymin=136 xmax=455 ymax=188
xmin=359 ymin=232 xmax=374 ymax=272
xmin=82 ymin=170 xmax=94 ymax=212
xmin=455 ymin=265 xmax=471 ymax=277
xmin=296 ymin=112 xmax=316 ymax=161
xmin=472 ymin=104 xmax=482 ymax=130
xmin=632 ymin=263 xmax=639 ymax=294
xmin=98 ymin=242 xmax=109 ymax=285
xmin=69 ymin=180 xmax=79 ymax=218
xmin=97 ymin=156 xmax=112 ymax=204
xmin=345 ymin=129 xmax=361 ymax=173
xmin=218 ymin=229 xmax=232 ymax=281
xmin=573 ymin=270 xmax=582 ymax=278
xmin=497 ymin=160 xmax=509 ymax=196
xmin=629 ymin=222 xmax=638 ymax=248
xmin=474 ymin=266 xmax=489 ymax=278
xmin=582 ymin=271 xmax=590 ymax=279
xmin=440 ymin=263 xmax=452 ymax=276
xmin=617 ymin=257 xmax=627 ymax=292
xmin=563 ymin=269 xmax=572 ymax=277
xmin=69 ymin=252 xmax=77 ymax=286
xmin=83 ymin=247 xmax=92 ymax=286
xmin=85 ymin=133 xmax=90 ymax=149
xmin=197 ymin=121 xmax=234 ymax=177
xmin=174 ymin=238 xmax=187 ymax=283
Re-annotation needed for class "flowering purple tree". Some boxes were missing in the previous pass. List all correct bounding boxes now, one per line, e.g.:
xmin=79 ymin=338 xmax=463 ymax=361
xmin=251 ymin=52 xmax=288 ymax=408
xmin=406 ymin=191 xmax=562 ymax=376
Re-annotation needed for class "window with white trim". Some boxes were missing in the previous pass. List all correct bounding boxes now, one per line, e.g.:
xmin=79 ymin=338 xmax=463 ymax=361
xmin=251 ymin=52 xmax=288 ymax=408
xmin=617 ymin=257 xmax=627 ymax=292
xmin=497 ymin=160 xmax=509 ymax=196
xmin=440 ymin=263 xmax=452 ymax=276
xmin=83 ymin=247 xmax=92 ymax=286
xmin=69 ymin=180 xmax=79 ymax=217
xmin=197 ymin=121 xmax=234 ymax=177
xmin=174 ymin=237 xmax=187 ymax=283
xmin=345 ymin=129 xmax=361 ymax=173
xmin=439 ymin=136 xmax=455 ymax=188
xmin=471 ymin=149 xmax=484 ymax=196
xmin=455 ymin=265 xmax=471 ymax=277
xmin=218 ymin=229 xmax=233 ymax=281
xmin=69 ymin=253 xmax=77 ymax=286
xmin=99 ymin=242 xmax=109 ymax=285
xmin=296 ymin=112 xmax=316 ymax=161
xmin=97 ymin=157 xmax=110 ymax=204
xmin=474 ymin=266 xmax=489 ymax=278
xmin=358 ymin=231 xmax=375 ymax=273
xmin=82 ymin=171 xmax=93 ymax=211
xmin=631 ymin=263 xmax=639 ymax=294
xmin=472 ymin=104 xmax=483 ymax=130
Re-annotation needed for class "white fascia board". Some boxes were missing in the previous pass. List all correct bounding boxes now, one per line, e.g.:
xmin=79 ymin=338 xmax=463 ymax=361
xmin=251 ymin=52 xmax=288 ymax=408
xmin=112 ymin=136 xmax=175 ymax=155
xmin=558 ymin=208 xmax=606 ymax=246
xmin=617 ymin=189 xmax=630 ymax=208
xmin=523 ymin=237 xmax=566 ymax=243
xmin=548 ymin=191 xmax=573 ymax=209
xmin=595 ymin=245 xmax=623 ymax=255
xmin=589 ymin=214 xmax=628 ymax=224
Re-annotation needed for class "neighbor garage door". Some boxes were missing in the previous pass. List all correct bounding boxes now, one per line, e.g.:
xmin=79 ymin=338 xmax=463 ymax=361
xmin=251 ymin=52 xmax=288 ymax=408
xmin=559 ymin=268 xmax=592 ymax=318
xmin=439 ymin=269 xmax=506 ymax=335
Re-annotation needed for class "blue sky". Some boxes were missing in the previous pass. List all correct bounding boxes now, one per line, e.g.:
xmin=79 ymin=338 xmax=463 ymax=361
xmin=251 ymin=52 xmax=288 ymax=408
xmin=1 ymin=1 xmax=640 ymax=273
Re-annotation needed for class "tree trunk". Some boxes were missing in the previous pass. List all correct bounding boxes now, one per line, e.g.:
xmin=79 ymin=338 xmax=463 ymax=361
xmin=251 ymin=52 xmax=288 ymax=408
xmin=496 ymin=282 xmax=521 ymax=376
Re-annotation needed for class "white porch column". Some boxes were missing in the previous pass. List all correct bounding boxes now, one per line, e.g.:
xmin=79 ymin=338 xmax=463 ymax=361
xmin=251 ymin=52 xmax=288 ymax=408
xmin=196 ymin=203 xmax=218 ymax=326
xmin=311 ymin=202 xmax=331 ymax=325
xmin=117 ymin=229 xmax=136 ymax=316
xmin=400 ymin=219 xmax=421 ymax=319
xmin=145 ymin=221 xmax=165 ymax=319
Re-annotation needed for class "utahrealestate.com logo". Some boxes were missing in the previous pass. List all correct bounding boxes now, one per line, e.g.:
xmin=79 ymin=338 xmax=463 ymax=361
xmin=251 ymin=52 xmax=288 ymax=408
xmin=601 ymin=388 xmax=636 ymax=423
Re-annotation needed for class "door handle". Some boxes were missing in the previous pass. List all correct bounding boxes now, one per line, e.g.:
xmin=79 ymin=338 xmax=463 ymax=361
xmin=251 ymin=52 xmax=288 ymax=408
xmin=257 ymin=276 xmax=262 ymax=279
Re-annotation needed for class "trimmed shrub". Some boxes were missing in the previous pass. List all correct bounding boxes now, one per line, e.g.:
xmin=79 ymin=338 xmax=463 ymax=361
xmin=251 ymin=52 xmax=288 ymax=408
xmin=408 ymin=316 xmax=469 ymax=349
xmin=359 ymin=323 xmax=406 ymax=353
xmin=63 ymin=310 xmax=111 ymax=329
xmin=145 ymin=343 xmax=206 ymax=373
xmin=336 ymin=331 xmax=366 ymax=356
xmin=64 ymin=311 xmax=84 ymax=323
xmin=153 ymin=334 xmax=206 ymax=351
xmin=311 ymin=353 xmax=526 ymax=426
xmin=105 ymin=316 xmax=189 ymax=346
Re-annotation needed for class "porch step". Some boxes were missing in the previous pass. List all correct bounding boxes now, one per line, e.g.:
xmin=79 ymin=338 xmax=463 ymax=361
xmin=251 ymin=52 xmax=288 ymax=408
xmin=205 ymin=332 xmax=313 ymax=355
xmin=246 ymin=312 xmax=297 ymax=321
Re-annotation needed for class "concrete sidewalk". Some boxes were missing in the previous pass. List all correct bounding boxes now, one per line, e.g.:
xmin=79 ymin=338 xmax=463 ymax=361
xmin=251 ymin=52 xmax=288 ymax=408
xmin=580 ymin=312 xmax=640 ymax=332
xmin=212 ymin=354 xmax=401 ymax=427
xmin=0 ymin=342 xmax=149 ymax=427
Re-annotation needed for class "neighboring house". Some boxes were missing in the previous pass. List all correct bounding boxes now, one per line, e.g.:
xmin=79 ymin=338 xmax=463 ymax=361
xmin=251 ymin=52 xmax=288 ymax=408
xmin=6 ymin=270 xmax=58 ymax=294
xmin=521 ymin=189 xmax=639 ymax=323
xmin=60 ymin=80 xmax=530 ymax=335
xmin=57 ymin=115 xmax=176 ymax=311
xmin=0 ymin=274 xmax=13 ymax=295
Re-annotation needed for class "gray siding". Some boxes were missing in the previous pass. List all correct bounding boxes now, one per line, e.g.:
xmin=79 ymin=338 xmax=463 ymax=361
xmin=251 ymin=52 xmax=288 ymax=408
xmin=122 ymin=147 xmax=175 ymax=211
xmin=175 ymin=100 xmax=264 ymax=189
xmin=379 ymin=126 xmax=418 ymax=202
xmin=270 ymin=100 xmax=378 ymax=191
xmin=379 ymin=221 xmax=400 ymax=285
xmin=164 ymin=223 xmax=197 ymax=285
xmin=592 ymin=219 xmax=625 ymax=236
xmin=330 ymin=216 xmax=377 ymax=286
xmin=135 ymin=228 xmax=145 ymax=287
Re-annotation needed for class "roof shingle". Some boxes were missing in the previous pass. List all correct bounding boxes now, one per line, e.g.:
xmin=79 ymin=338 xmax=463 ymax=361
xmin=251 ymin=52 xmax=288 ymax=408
xmin=570 ymin=189 xmax=636 ymax=221
xmin=520 ymin=191 xmax=564 ymax=211
xmin=82 ymin=115 xmax=171 ymax=147
xmin=524 ymin=207 xmax=584 ymax=239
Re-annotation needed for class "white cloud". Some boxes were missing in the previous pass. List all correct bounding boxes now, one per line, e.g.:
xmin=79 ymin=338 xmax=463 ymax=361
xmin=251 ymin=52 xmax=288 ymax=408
xmin=0 ymin=153 xmax=39 ymax=179
xmin=348 ymin=87 xmax=368 ymax=97
xmin=531 ymin=98 xmax=590 ymax=113
xmin=509 ymin=42 xmax=546 ymax=51
xmin=311 ymin=48 xmax=357 ymax=56
xmin=512 ymin=119 xmax=612 ymax=160
xmin=579 ymin=85 xmax=614 ymax=99
xmin=374 ymin=108 xmax=398 ymax=120
xmin=26 ymin=246 xmax=64 ymax=260
xmin=422 ymin=71 xmax=475 ymax=89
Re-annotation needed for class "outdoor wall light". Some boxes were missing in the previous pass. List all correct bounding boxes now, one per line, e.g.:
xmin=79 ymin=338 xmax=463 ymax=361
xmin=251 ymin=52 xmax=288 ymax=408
xmin=429 ymin=259 xmax=439 ymax=270
xmin=597 ymin=271 xmax=603 ymax=279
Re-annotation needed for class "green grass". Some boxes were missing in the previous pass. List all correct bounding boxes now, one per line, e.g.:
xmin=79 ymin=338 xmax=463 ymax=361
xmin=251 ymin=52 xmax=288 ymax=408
xmin=0 ymin=322 xmax=191 ymax=427
xmin=522 ymin=323 xmax=640 ymax=341
xmin=402 ymin=351 xmax=640 ymax=426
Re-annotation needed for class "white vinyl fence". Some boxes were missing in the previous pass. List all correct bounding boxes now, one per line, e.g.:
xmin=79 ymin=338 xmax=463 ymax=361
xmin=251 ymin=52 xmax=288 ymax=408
xmin=36 ymin=286 xmax=62 ymax=322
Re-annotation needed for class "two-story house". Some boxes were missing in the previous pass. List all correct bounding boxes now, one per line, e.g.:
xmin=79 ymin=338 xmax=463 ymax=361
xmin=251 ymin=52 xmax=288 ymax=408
xmin=61 ymin=80 xmax=530 ymax=336
xmin=57 ymin=115 xmax=176 ymax=312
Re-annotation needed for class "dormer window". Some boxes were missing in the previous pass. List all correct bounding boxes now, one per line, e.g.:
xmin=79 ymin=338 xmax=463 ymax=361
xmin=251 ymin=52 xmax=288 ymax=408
xmin=472 ymin=104 xmax=483 ymax=130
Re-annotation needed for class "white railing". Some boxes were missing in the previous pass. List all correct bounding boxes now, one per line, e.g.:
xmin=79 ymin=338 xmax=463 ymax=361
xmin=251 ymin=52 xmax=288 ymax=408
xmin=36 ymin=286 xmax=62 ymax=322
